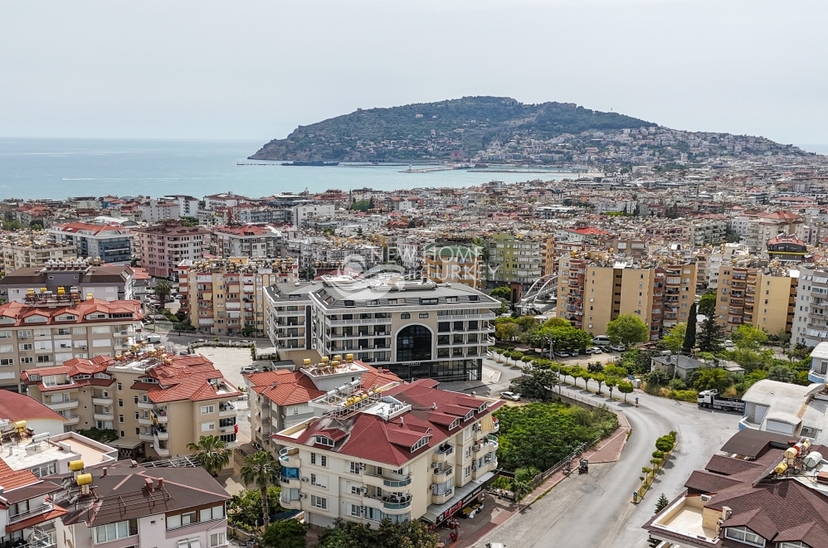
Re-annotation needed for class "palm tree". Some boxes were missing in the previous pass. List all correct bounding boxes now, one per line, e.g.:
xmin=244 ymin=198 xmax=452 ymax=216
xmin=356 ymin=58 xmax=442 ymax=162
xmin=187 ymin=435 xmax=231 ymax=476
xmin=240 ymin=450 xmax=281 ymax=527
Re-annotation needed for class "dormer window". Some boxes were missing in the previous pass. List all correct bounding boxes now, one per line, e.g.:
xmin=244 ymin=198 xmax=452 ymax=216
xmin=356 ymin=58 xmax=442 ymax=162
xmin=449 ymin=418 xmax=461 ymax=430
xmin=723 ymin=526 xmax=765 ymax=547
xmin=464 ymin=410 xmax=474 ymax=421
xmin=478 ymin=402 xmax=488 ymax=412
xmin=411 ymin=436 xmax=429 ymax=452
xmin=314 ymin=435 xmax=334 ymax=447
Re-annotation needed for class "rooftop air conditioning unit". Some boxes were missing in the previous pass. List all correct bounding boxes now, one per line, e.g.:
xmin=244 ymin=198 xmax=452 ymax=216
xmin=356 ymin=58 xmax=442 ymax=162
xmin=298 ymin=493 xmax=307 ymax=499
xmin=701 ymin=494 xmax=712 ymax=503
xmin=301 ymin=477 xmax=309 ymax=482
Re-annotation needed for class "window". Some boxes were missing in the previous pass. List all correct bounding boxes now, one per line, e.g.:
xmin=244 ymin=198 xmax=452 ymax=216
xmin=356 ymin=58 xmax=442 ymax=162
xmin=400 ymin=312 xmax=411 ymax=320
xmin=118 ymin=399 xmax=123 ymax=407
xmin=349 ymin=461 xmax=362 ymax=474
xmin=201 ymin=405 xmax=215 ymax=415
xmin=419 ymin=312 xmax=429 ymax=318
xmin=310 ymin=453 xmax=327 ymax=467
xmin=201 ymin=422 xmax=215 ymax=432
xmin=420 ymin=298 xmax=438 ymax=305
xmin=37 ymin=355 xmax=51 ymax=363
xmin=177 ymin=540 xmax=201 ymax=548
xmin=199 ymin=505 xmax=225 ymax=522
xmin=310 ymin=473 xmax=327 ymax=488
xmin=93 ymin=519 xmax=138 ymax=544
xmin=209 ymin=532 xmax=226 ymax=548
xmin=310 ymin=495 xmax=327 ymax=510
xmin=119 ymin=415 xmax=124 ymax=423
xmin=20 ymin=356 xmax=33 ymax=364
xmin=0 ymin=358 xmax=12 ymax=366
xmin=724 ymin=526 xmax=765 ymax=547
xmin=348 ymin=504 xmax=362 ymax=517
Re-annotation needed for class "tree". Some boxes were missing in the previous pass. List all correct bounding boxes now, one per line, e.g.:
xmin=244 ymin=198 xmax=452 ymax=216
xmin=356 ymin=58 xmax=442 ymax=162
xmin=606 ymin=376 xmax=619 ymax=399
xmin=525 ymin=324 xmax=592 ymax=354
xmin=697 ymin=317 xmax=725 ymax=352
xmin=661 ymin=323 xmax=687 ymax=354
xmin=509 ymin=362 xmax=558 ymax=400
xmin=152 ymin=279 xmax=173 ymax=303
xmin=187 ymin=435 xmax=231 ymax=476
xmin=693 ymin=367 xmax=732 ymax=394
xmin=618 ymin=381 xmax=635 ymax=403
xmin=315 ymin=518 xmax=439 ymax=548
xmin=683 ymin=302 xmax=697 ymax=353
xmin=228 ymin=487 xmax=283 ymax=529
xmin=491 ymin=286 xmax=512 ymax=301
xmin=655 ymin=493 xmax=670 ymax=514
xmin=495 ymin=322 xmax=521 ymax=342
xmin=606 ymin=314 xmax=649 ymax=348
xmin=260 ymin=519 xmax=307 ymax=548
xmin=592 ymin=372 xmax=606 ymax=394
xmin=240 ymin=450 xmax=281 ymax=527
xmin=731 ymin=324 xmax=768 ymax=350
xmin=698 ymin=291 xmax=717 ymax=318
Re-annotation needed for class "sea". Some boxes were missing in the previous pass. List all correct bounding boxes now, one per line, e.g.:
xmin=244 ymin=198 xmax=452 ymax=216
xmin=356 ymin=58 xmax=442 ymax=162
xmin=0 ymin=138 xmax=580 ymax=201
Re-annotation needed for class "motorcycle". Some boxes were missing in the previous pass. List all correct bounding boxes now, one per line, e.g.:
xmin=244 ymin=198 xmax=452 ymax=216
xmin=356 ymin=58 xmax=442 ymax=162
xmin=578 ymin=458 xmax=589 ymax=474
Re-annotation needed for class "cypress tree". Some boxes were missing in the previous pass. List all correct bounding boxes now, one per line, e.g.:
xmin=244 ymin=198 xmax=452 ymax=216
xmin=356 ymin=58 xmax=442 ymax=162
xmin=683 ymin=302 xmax=697 ymax=353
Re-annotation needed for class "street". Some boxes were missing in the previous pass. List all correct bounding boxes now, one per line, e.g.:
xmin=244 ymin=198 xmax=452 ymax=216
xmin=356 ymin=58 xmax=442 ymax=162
xmin=472 ymin=383 xmax=740 ymax=548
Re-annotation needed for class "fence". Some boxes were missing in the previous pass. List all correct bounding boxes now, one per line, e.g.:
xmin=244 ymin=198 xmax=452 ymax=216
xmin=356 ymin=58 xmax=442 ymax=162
xmin=526 ymin=435 xmax=603 ymax=491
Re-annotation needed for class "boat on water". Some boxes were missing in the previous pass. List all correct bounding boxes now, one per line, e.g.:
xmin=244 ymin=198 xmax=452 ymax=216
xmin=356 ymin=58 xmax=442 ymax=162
xmin=281 ymin=161 xmax=340 ymax=167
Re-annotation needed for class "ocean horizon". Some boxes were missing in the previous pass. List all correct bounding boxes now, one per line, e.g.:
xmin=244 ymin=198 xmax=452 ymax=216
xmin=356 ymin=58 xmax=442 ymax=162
xmin=0 ymin=137 xmax=579 ymax=201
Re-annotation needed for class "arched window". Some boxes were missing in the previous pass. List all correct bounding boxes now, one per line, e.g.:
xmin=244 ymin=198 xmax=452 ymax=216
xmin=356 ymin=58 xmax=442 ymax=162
xmin=396 ymin=325 xmax=432 ymax=362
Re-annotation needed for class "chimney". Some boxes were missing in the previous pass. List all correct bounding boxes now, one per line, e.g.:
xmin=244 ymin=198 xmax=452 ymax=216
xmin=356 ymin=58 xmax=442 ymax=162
xmin=145 ymin=478 xmax=154 ymax=492
xmin=157 ymin=478 xmax=164 ymax=489
xmin=102 ymin=467 xmax=108 ymax=477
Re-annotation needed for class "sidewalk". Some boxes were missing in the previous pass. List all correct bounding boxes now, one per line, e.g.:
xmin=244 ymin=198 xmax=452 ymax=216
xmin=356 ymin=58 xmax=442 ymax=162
xmin=447 ymin=412 xmax=631 ymax=548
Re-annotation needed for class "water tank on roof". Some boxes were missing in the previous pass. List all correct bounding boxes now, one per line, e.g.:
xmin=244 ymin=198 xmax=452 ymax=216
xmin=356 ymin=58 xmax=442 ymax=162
xmin=803 ymin=451 xmax=824 ymax=470
xmin=69 ymin=460 xmax=85 ymax=472
xmin=76 ymin=473 xmax=93 ymax=486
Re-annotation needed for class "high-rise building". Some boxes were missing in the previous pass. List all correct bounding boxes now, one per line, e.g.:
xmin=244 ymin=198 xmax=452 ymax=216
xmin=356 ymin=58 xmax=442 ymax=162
xmin=49 ymin=222 xmax=133 ymax=265
xmin=177 ymin=257 xmax=298 ymax=337
xmin=716 ymin=264 xmax=798 ymax=335
xmin=486 ymin=233 xmax=543 ymax=288
xmin=133 ymin=223 xmax=211 ymax=279
xmin=792 ymin=266 xmax=828 ymax=347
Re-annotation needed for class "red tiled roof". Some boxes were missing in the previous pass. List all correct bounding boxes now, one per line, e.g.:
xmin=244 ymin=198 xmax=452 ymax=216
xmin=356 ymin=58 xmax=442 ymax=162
xmin=0 ymin=458 xmax=39 ymax=492
xmin=0 ymin=298 xmax=142 ymax=327
xmin=0 ymin=390 xmax=65 ymax=423
xmin=5 ymin=507 xmax=67 ymax=534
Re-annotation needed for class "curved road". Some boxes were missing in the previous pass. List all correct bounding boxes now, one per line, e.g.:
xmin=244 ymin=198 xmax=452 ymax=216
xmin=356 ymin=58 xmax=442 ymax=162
xmin=474 ymin=380 xmax=740 ymax=548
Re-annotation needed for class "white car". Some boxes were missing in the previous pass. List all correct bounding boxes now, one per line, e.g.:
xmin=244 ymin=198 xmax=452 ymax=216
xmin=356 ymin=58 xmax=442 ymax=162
xmin=609 ymin=344 xmax=625 ymax=352
xmin=586 ymin=347 xmax=603 ymax=354
xmin=240 ymin=366 xmax=260 ymax=374
xmin=500 ymin=391 xmax=521 ymax=401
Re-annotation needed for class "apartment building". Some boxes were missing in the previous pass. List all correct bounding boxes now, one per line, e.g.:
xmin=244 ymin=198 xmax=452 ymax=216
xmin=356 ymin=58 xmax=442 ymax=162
xmin=766 ymin=235 xmax=807 ymax=262
xmin=292 ymin=203 xmax=335 ymax=228
xmin=715 ymin=265 xmax=798 ymax=335
xmin=133 ymin=224 xmax=211 ymax=279
xmin=0 ymin=232 xmax=75 ymax=272
xmin=21 ymin=350 xmax=241 ymax=460
xmin=245 ymin=357 xmax=400 ymax=451
xmin=792 ymin=267 xmax=828 ymax=347
xmin=0 ymin=259 xmax=135 ymax=303
xmin=486 ymin=233 xmax=543 ymax=288
xmin=274 ymin=378 xmax=502 ymax=529
xmin=53 ymin=459 xmax=230 ymax=548
xmin=688 ymin=215 xmax=728 ymax=246
xmin=177 ymin=258 xmax=298 ymax=337
xmin=557 ymin=256 xmax=696 ymax=339
xmin=49 ymin=223 xmax=133 ymax=265
xmin=265 ymin=275 xmax=499 ymax=382
xmin=0 ymin=294 xmax=142 ymax=392
xmin=212 ymin=224 xmax=285 ymax=259
xmin=645 ymin=430 xmax=828 ymax=548
xmin=0 ymin=417 xmax=119 ymax=548
xmin=423 ymin=243 xmax=484 ymax=289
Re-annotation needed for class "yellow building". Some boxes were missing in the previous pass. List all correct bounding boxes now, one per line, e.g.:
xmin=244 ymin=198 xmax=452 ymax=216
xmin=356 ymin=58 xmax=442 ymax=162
xmin=177 ymin=257 xmax=298 ymax=336
xmin=716 ymin=264 xmax=797 ymax=335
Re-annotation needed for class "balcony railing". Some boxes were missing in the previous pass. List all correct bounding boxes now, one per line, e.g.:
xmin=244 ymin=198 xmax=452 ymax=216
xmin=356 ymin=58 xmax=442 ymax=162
xmin=9 ymin=503 xmax=53 ymax=524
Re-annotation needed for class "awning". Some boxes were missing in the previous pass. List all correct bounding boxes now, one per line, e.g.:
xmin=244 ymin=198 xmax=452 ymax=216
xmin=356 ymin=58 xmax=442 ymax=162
xmin=421 ymin=471 xmax=495 ymax=524
xmin=109 ymin=437 xmax=143 ymax=449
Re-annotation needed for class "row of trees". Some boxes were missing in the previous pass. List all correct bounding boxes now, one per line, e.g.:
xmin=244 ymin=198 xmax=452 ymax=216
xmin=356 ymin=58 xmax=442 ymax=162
xmin=509 ymin=360 xmax=635 ymax=402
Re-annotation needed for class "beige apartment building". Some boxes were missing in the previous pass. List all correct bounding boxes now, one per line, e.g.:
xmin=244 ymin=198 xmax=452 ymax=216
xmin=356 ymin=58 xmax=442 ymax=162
xmin=21 ymin=350 xmax=241 ymax=460
xmin=423 ymin=243 xmax=485 ymax=289
xmin=274 ymin=376 xmax=502 ymax=529
xmin=716 ymin=264 xmax=797 ymax=335
xmin=0 ymin=294 xmax=142 ymax=391
xmin=0 ymin=231 xmax=75 ymax=272
xmin=245 ymin=357 xmax=400 ymax=451
xmin=265 ymin=275 xmax=499 ymax=383
xmin=558 ymin=255 xmax=696 ymax=339
xmin=177 ymin=257 xmax=298 ymax=337
xmin=213 ymin=224 xmax=285 ymax=259
xmin=133 ymin=223 xmax=212 ymax=279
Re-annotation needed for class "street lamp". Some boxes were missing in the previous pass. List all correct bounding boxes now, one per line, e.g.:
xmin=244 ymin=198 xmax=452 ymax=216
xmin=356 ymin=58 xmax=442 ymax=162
xmin=548 ymin=338 xmax=561 ymax=394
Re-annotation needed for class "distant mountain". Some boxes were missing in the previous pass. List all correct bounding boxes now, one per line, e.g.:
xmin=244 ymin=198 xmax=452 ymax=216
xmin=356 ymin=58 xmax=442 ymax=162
xmin=249 ymin=96 xmax=657 ymax=162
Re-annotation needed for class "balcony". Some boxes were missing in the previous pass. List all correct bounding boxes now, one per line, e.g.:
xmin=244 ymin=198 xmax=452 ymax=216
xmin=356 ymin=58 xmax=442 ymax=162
xmin=154 ymin=409 xmax=168 ymax=423
xmin=431 ymin=489 xmax=454 ymax=505
xmin=219 ymin=402 xmax=236 ymax=417
xmin=138 ymin=416 xmax=153 ymax=426
xmin=93 ymin=412 xmax=114 ymax=422
xmin=382 ymin=494 xmax=412 ymax=513
xmin=473 ymin=425 xmax=485 ymax=441
xmin=325 ymin=317 xmax=392 ymax=327
xmin=279 ymin=490 xmax=302 ymax=510
xmin=433 ymin=466 xmax=454 ymax=480
xmin=64 ymin=414 xmax=80 ymax=425
xmin=432 ymin=443 xmax=455 ymax=464
xmin=155 ymin=443 xmax=171 ymax=457
xmin=139 ymin=432 xmax=154 ymax=442
xmin=47 ymin=399 xmax=79 ymax=411
xmin=278 ymin=447 xmax=301 ymax=467
xmin=92 ymin=396 xmax=113 ymax=406
xmin=153 ymin=428 xmax=169 ymax=440
xmin=137 ymin=400 xmax=155 ymax=410
xmin=8 ymin=503 xmax=54 ymax=524
xmin=383 ymin=475 xmax=412 ymax=489
xmin=491 ymin=417 xmax=500 ymax=433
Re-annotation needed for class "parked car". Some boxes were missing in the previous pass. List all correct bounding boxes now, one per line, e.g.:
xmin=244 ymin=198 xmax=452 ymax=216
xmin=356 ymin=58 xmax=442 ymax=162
xmin=586 ymin=346 xmax=603 ymax=354
xmin=555 ymin=351 xmax=570 ymax=358
xmin=500 ymin=391 xmax=521 ymax=401
xmin=592 ymin=335 xmax=611 ymax=346
xmin=609 ymin=344 xmax=625 ymax=352
xmin=240 ymin=366 xmax=260 ymax=374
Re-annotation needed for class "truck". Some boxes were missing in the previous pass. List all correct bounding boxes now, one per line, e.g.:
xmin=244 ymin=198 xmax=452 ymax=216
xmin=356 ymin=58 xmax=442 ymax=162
xmin=697 ymin=389 xmax=745 ymax=413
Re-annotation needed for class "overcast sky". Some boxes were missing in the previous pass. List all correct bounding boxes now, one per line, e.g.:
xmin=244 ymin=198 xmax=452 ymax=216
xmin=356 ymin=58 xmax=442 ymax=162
xmin=2 ymin=0 xmax=826 ymax=147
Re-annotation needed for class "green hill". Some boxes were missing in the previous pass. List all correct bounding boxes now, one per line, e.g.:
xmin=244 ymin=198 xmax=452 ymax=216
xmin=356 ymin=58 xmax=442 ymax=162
xmin=249 ymin=96 xmax=656 ymax=162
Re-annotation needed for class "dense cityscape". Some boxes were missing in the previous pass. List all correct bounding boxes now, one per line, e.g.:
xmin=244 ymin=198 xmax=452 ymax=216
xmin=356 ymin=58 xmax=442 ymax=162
xmin=3 ymin=135 xmax=828 ymax=548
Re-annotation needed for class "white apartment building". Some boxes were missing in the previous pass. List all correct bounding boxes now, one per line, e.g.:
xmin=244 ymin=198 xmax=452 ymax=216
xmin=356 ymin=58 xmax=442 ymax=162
xmin=292 ymin=203 xmax=335 ymax=228
xmin=0 ymin=259 xmax=135 ymax=303
xmin=49 ymin=223 xmax=133 ymax=265
xmin=274 ymin=377 xmax=501 ymax=529
xmin=212 ymin=225 xmax=285 ymax=259
xmin=792 ymin=267 xmax=828 ymax=347
xmin=265 ymin=275 xmax=499 ymax=382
